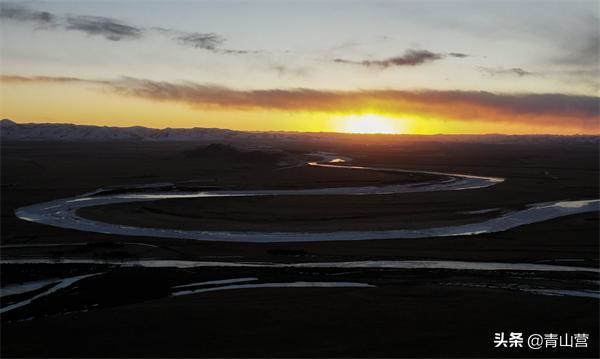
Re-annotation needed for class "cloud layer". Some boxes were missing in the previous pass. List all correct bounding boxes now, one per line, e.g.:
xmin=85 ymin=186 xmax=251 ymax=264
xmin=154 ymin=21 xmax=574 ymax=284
xmin=334 ymin=50 xmax=468 ymax=68
xmin=175 ymin=32 xmax=224 ymax=50
xmin=3 ymin=74 xmax=597 ymax=130
xmin=0 ymin=3 xmax=55 ymax=25
xmin=478 ymin=67 xmax=534 ymax=77
xmin=65 ymin=15 xmax=142 ymax=41
xmin=0 ymin=3 xmax=222 ymax=47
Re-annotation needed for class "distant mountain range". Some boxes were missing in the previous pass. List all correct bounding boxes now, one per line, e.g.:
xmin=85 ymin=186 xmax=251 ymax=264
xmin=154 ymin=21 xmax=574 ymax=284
xmin=1 ymin=119 xmax=598 ymax=144
xmin=0 ymin=119 xmax=301 ymax=142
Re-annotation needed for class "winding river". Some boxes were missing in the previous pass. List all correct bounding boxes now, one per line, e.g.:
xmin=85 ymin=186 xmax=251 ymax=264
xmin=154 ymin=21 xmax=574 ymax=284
xmin=14 ymin=152 xmax=600 ymax=242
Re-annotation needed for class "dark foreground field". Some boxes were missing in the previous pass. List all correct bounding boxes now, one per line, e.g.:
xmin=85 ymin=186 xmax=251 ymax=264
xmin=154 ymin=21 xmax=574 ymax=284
xmin=1 ymin=138 xmax=599 ymax=357
xmin=2 ymin=265 xmax=598 ymax=358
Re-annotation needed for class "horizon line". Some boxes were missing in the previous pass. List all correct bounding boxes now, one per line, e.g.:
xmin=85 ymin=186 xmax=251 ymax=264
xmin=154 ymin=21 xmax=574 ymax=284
xmin=2 ymin=118 xmax=599 ymax=137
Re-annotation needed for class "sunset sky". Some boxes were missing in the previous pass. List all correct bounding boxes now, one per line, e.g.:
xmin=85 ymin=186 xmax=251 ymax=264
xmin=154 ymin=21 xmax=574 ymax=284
xmin=0 ymin=0 xmax=598 ymax=134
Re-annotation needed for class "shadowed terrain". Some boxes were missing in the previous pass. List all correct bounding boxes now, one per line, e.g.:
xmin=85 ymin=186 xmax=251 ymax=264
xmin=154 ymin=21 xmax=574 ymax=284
xmin=1 ymin=137 xmax=599 ymax=358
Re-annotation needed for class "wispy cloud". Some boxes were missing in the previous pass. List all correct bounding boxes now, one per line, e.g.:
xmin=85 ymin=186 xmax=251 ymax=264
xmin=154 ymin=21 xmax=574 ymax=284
xmin=4 ymin=74 xmax=596 ymax=130
xmin=219 ymin=49 xmax=269 ymax=55
xmin=65 ymin=15 xmax=143 ymax=41
xmin=175 ymin=32 xmax=224 ymax=50
xmin=0 ymin=75 xmax=100 ymax=83
xmin=448 ymin=52 xmax=469 ymax=58
xmin=478 ymin=67 xmax=534 ymax=77
xmin=0 ymin=3 xmax=227 ymax=48
xmin=334 ymin=49 xmax=468 ymax=69
xmin=0 ymin=3 xmax=56 ymax=25
xmin=153 ymin=27 xmax=225 ymax=50
xmin=1 ymin=3 xmax=144 ymax=42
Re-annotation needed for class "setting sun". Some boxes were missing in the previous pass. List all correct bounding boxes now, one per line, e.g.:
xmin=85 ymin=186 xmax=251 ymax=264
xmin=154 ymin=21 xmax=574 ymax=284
xmin=336 ymin=114 xmax=406 ymax=134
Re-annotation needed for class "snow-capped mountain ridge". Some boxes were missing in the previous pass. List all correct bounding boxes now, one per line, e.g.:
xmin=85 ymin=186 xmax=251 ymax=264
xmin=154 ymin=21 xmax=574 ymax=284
xmin=0 ymin=119 xmax=284 ymax=141
xmin=1 ymin=119 xmax=598 ymax=143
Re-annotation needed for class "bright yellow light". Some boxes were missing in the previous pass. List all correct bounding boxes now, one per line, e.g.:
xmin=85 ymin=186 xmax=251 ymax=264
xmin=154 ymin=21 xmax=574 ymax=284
xmin=336 ymin=114 xmax=406 ymax=134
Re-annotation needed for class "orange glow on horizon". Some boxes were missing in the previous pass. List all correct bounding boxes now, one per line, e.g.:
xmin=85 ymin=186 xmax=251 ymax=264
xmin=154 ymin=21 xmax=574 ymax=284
xmin=1 ymin=82 xmax=598 ymax=135
xmin=333 ymin=114 xmax=407 ymax=134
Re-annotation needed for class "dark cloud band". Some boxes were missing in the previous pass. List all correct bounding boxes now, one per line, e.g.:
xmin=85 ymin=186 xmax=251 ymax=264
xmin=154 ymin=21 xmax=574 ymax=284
xmin=65 ymin=16 xmax=142 ymax=41
xmin=3 ymin=75 xmax=597 ymax=130
xmin=334 ymin=49 xmax=468 ymax=69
